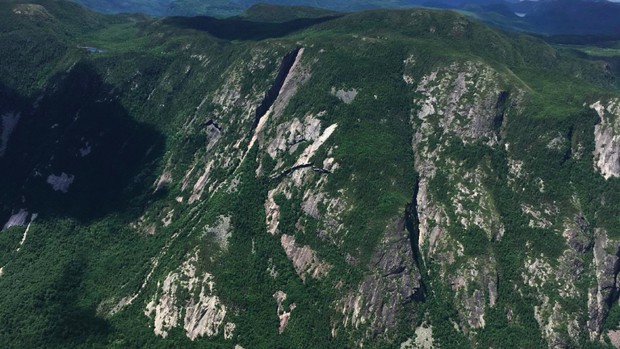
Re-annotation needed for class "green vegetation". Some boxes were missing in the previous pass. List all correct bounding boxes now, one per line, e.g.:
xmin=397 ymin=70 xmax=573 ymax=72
xmin=1 ymin=0 xmax=620 ymax=348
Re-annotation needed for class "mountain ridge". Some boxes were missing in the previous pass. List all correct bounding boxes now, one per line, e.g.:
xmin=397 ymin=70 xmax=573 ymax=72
xmin=2 ymin=0 xmax=620 ymax=348
xmin=62 ymin=0 xmax=620 ymax=36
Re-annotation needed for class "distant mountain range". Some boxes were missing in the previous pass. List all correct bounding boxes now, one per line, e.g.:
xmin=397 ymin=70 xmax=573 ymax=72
xmin=67 ymin=0 xmax=620 ymax=36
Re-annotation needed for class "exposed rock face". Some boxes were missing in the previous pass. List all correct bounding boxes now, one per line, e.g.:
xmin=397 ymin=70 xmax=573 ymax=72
xmin=16 ymin=213 xmax=37 ymax=252
xmin=249 ymin=47 xmax=310 ymax=151
xmin=563 ymin=214 xmax=593 ymax=253
xmin=161 ymin=209 xmax=174 ymax=227
xmin=609 ymin=330 xmax=620 ymax=348
xmin=291 ymin=124 xmax=338 ymax=170
xmin=145 ymin=271 xmax=181 ymax=338
xmin=266 ymin=114 xmax=322 ymax=160
xmin=535 ymin=297 xmax=580 ymax=348
xmin=330 ymin=87 xmax=358 ymax=104
xmin=154 ymin=169 xmax=172 ymax=193
xmin=412 ymin=62 xmax=507 ymax=256
xmin=2 ymin=209 xmax=29 ymax=230
xmin=280 ymin=234 xmax=331 ymax=281
xmin=591 ymin=100 xmax=620 ymax=179
xmin=521 ymin=203 xmax=555 ymax=229
xmin=144 ymin=250 xmax=232 ymax=341
xmin=273 ymin=290 xmax=296 ymax=334
xmin=413 ymin=62 xmax=505 ymax=148
xmin=184 ymin=47 xmax=311 ymax=206
xmin=183 ymin=272 xmax=228 ymax=340
xmin=265 ymin=187 xmax=282 ymax=235
xmin=409 ymin=61 xmax=509 ymax=333
xmin=12 ymin=3 xmax=52 ymax=17
xmin=512 ymin=209 xmax=593 ymax=347
xmin=224 ymin=322 xmax=236 ymax=339
xmin=341 ymin=217 xmax=421 ymax=338
xmin=46 ymin=172 xmax=75 ymax=193
xmin=203 ymin=215 xmax=232 ymax=250
xmin=402 ymin=324 xmax=434 ymax=349
xmin=452 ymin=258 xmax=498 ymax=330
xmin=587 ymin=228 xmax=620 ymax=340
xmin=451 ymin=165 xmax=504 ymax=240
xmin=262 ymin=111 xmax=342 ymax=240
xmin=107 ymin=232 xmax=181 ymax=317
xmin=188 ymin=161 xmax=215 ymax=205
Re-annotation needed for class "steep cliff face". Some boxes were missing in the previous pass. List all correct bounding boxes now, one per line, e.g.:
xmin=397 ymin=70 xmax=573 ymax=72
xmin=340 ymin=217 xmax=421 ymax=340
xmin=592 ymin=100 xmax=620 ymax=179
xmin=403 ymin=52 xmax=617 ymax=347
xmin=409 ymin=61 xmax=506 ymax=334
xmin=3 ymin=2 xmax=620 ymax=348
xmin=144 ymin=250 xmax=233 ymax=340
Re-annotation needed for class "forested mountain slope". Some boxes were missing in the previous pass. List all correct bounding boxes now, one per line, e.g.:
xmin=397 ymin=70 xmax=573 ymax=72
xmin=3 ymin=1 xmax=620 ymax=348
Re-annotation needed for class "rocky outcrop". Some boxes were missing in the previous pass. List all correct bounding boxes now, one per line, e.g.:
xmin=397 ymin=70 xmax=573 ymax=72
xmin=182 ymin=48 xmax=306 ymax=205
xmin=183 ymin=272 xmax=228 ymax=340
xmin=154 ymin=169 xmax=172 ymax=193
xmin=411 ymin=62 xmax=509 ymax=257
xmin=16 ymin=213 xmax=37 ymax=252
xmin=291 ymin=124 xmax=337 ymax=170
xmin=330 ymin=87 xmax=358 ymax=104
xmin=265 ymin=186 xmax=282 ymax=235
xmin=107 ymin=238 xmax=165 ymax=316
xmin=341 ymin=217 xmax=421 ymax=338
xmin=450 ymin=165 xmax=504 ymax=240
xmin=450 ymin=257 xmax=498 ymax=331
xmin=264 ymin=114 xmax=337 ymax=183
xmin=591 ymin=100 xmax=620 ymax=179
xmin=563 ymin=214 xmax=593 ymax=254
xmin=280 ymin=234 xmax=331 ymax=281
xmin=274 ymin=290 xmax=296 ymax=334
xmin=609 ymin=330 xmax=620 ymax=348
xmin=513 ymin=211 xmax=592 ymax=347
xmin=145 ymin=271 xmax=181 ymax=338
xmin=262 ymin=113 xmax=342 ymax=240
xmin=2 ymin=208 xmax=29 ymax=231
xmin=587 ymin=228 xmax=620 ymax=340
xmin=248 ymin=47 xmax=310 ymax=151
xmin=144 ymin=250 xmax=233 ymax=341
xmin=535 ymin=297 xmax=580 ymax=348
xmin=254 ymin=47 xmax=303 ymax=130
xmin=203 ymin=215 xmax=232 ymax=250
xmin=409 ymin=61 xmax=511 ymax=334
xmin=46 ymin=172 xmax=75 ymax=193
xmin=12 ymin=3 xmax=52 ymax=17
xmin=413 ymin=62 xmax=506 ymax=147
xmin=266 ymin=113 xmax=322 ymax=159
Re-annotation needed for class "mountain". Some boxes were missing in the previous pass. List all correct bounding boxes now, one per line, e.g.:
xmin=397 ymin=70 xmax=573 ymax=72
xmin=3 ymin=0 xmax=620 ymax=348
xmin=479 ymin=0 xmax=620 ymax=35
xmin=64 ymin=0 xmax=620 ymax=37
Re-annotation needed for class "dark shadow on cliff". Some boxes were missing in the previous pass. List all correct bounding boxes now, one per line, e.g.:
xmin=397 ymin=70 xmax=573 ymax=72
xmin=405 ymin=176 xmax=427 ymax=302
xmin=163 ymin=14 xmax=340 ymax=41
xmin=0 ymin=62 xmax=165 ymax=223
